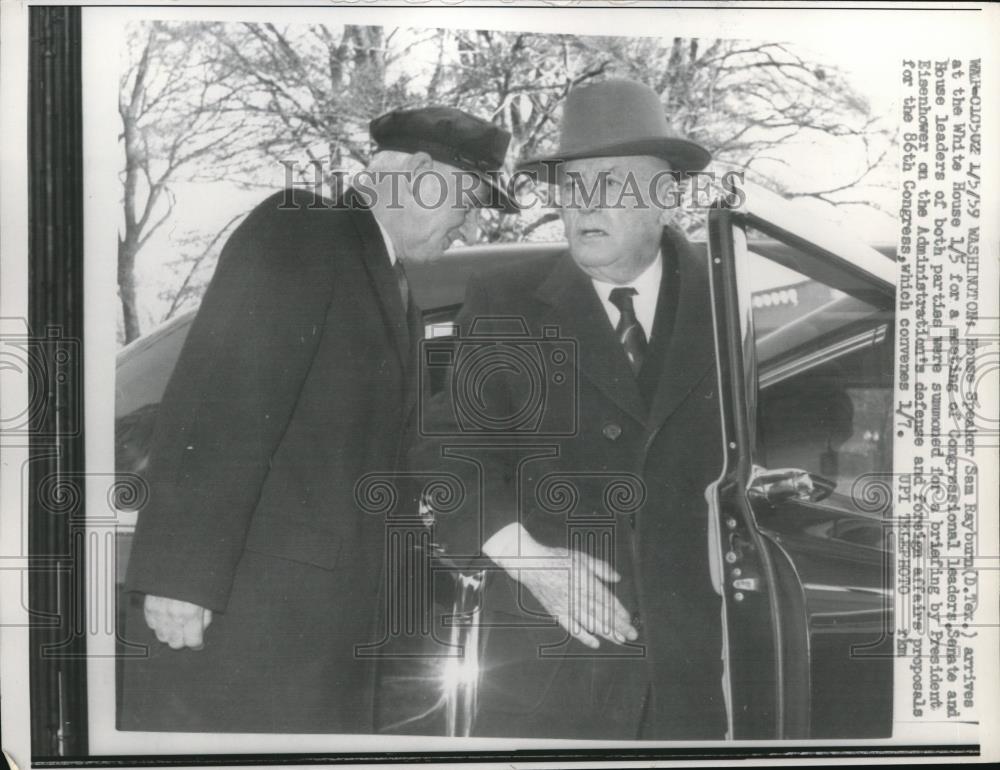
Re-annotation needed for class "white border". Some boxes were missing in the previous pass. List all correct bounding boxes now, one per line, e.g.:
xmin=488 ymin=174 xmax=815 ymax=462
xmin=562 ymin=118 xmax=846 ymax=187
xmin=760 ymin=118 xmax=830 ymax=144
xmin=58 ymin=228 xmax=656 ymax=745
xmin=0 ymin=1 xmax=996 ymax=767
xmin=0 ymin=0 xmax=32 ymax=765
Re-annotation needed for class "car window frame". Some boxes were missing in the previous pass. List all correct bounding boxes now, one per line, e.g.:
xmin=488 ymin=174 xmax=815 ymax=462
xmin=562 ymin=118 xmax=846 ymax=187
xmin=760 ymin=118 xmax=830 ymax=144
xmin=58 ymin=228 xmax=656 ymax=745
xmin=741 ymin=233 xmax=897 ymax=516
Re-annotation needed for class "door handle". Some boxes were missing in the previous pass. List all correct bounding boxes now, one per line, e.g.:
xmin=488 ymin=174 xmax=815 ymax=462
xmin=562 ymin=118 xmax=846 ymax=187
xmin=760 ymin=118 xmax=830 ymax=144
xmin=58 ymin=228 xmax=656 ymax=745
xmin=747 ymin=466 xmax=836 ymax=504
xmin=732 ymin=576 xmax=760 ymax=592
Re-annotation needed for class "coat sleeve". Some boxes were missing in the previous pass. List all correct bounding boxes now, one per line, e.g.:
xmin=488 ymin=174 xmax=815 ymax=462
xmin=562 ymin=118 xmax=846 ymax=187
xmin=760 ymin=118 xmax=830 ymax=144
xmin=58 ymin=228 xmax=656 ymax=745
xmin=125 ymin=192 xmax=351 ymax=611
xmin=407 ymin=273 xmax=521 ymax=561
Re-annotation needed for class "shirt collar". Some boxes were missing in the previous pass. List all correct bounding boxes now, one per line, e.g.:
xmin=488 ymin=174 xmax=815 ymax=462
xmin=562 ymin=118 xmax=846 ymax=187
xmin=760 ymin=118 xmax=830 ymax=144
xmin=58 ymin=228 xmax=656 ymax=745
xmin=590 ymin=251 xmax=663 ymax=301
xmin=590 ymin=252 xmax=663 ymax=337
xmin=372 ymin=213 xmax=397 ymax=266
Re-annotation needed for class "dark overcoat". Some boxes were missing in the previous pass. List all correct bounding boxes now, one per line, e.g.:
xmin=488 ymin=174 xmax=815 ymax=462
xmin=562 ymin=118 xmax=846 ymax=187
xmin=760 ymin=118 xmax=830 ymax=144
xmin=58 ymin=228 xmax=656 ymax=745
xmin=121 ymin=188 xmax=418 ymax=732
xmin=411 ymin=227 xmax=728 ymax=740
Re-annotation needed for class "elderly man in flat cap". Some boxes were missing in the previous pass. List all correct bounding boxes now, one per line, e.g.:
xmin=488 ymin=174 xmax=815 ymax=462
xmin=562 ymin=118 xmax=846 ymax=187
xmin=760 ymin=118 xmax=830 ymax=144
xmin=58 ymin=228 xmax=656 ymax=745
xmin=120 ymin=107 xmax=515 ymax=733
xmin=413 ymin=79 xmax=727 ymax=739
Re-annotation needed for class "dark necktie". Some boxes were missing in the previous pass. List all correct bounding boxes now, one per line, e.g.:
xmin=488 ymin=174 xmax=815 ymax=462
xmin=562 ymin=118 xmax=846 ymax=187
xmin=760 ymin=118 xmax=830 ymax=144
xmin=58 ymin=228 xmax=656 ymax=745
xmin=609 ymin=286 xmax=647 ymax=375
xmin=393 ymin=260 xmax=410 ymax=313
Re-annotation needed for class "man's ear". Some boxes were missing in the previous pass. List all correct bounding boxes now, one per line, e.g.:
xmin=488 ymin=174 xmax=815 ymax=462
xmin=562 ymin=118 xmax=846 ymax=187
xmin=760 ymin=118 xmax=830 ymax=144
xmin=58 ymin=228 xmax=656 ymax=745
xmin=656 ymin=188 xmax=673 ymax=226
xmin=654 ymin=171 xmax=681 ymax=226
xmin=410 ymin=151 xmax=434 ymax=174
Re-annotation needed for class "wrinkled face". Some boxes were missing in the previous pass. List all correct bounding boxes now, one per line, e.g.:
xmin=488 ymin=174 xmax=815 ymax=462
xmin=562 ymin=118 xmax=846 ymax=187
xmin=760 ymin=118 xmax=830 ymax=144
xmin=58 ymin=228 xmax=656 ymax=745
xmin=558 ymin=155 xmax=673 ymax=283
xmin=397 ymin=161 xmax=485 ymax=263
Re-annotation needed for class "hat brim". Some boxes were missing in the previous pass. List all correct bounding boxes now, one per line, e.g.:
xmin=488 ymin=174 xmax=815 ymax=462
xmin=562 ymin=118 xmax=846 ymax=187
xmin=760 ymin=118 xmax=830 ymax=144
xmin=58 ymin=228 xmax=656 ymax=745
xmin=374 ymin=140 xmax=518 ymax=214
xmin=515 ymin=138 xmax=711 ymax=183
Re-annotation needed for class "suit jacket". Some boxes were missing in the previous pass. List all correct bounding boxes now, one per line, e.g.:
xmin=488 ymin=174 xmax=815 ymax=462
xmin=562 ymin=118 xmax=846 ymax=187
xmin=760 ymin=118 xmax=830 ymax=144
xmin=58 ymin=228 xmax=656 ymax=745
xmin=121 ymin=188 xmax=418 ymax=732
xmin=410 ymin=227 xmax=728 ymax=739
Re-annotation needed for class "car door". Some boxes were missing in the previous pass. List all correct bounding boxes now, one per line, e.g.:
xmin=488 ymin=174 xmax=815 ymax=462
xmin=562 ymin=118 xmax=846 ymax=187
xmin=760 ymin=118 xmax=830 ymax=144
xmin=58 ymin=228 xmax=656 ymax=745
xmin=707 ymin=183 xmax=896 ymax=739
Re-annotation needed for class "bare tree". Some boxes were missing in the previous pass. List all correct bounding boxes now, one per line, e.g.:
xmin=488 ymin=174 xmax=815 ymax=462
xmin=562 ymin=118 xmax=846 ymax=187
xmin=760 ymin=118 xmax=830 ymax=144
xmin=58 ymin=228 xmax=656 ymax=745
xmin=198 ymin=22 xmax=433 ymax=190
xmin=578 ymin=36 xmax=894 ymax=223
xmin=118 ymin=21 xmax=249 ymax=342
xmin=120 ymin=24 xmax=894 ymax=338
xmin=422 ymin=31 xmax=892 ymax=240
xmin=403 ymin=31 xmax=614 ymax=242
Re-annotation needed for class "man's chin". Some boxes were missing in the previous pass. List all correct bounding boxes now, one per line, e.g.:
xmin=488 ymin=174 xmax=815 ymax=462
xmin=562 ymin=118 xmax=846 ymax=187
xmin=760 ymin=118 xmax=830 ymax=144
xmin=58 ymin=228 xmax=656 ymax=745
xmin=569 ymin=244 xmax=618 ymax=268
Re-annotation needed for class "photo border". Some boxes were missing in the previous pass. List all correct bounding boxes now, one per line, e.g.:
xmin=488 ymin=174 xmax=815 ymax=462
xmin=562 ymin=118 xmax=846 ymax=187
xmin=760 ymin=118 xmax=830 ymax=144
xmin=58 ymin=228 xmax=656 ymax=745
xmin=28 ymin=3 xmax=89 ymax=759
xmin=15 ymin=1 xmax=995 ymax=766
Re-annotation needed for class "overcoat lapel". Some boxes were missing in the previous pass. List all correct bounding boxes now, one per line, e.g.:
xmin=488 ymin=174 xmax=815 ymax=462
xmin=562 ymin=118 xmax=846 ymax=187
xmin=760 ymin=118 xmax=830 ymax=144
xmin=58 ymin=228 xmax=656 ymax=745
xmin=645 ymin=227 xmax=716 ymax=436
xmin=535 ymin=253 xmax=647 ymax=425
xmin=345 ymin=188 xmax=411 ymax=370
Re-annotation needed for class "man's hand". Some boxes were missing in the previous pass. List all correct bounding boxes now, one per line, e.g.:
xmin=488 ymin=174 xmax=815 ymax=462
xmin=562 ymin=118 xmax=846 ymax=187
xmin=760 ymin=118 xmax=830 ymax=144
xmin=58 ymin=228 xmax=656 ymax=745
xmin=143 ymin=595 xmax=213 ymax=650
xmin=484 ymin=524 xmax=638 ymax=649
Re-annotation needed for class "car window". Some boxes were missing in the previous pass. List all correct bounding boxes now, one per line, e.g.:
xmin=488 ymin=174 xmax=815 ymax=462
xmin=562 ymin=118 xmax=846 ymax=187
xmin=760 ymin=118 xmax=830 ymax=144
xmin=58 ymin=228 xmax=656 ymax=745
xmin=747 ymin=240 xmax=895 ymax=515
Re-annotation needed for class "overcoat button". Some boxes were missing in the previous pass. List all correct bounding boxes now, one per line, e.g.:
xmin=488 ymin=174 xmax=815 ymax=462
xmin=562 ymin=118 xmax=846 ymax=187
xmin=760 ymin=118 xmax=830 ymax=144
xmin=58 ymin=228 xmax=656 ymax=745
xmin=602 ymin=422 xmax=623 ymax=441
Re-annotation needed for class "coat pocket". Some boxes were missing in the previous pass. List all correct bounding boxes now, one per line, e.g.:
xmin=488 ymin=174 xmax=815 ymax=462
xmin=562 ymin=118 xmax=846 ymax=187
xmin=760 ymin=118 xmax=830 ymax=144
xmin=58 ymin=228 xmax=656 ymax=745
xmin=243 ymin=514 xmax=342 ymax=571
xmin=477 ymin=610 xmax=567 ymax=716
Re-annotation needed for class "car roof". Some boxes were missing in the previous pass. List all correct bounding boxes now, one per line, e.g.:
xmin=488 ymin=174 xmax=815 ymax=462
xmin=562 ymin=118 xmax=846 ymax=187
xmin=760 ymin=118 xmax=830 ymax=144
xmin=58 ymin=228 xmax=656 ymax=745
xmin=116 ymin=238 xmax=896 ymax=418
xmin=410 ymin=238 xmax=895 ymax=309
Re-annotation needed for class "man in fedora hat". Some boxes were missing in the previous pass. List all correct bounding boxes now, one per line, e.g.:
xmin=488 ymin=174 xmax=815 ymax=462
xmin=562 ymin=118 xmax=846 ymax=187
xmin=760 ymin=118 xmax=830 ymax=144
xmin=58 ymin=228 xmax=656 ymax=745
xmin=412 ymin=78 xmax=728 ymax=739
xmin=121 ymin=106 xmax=515 ymax=733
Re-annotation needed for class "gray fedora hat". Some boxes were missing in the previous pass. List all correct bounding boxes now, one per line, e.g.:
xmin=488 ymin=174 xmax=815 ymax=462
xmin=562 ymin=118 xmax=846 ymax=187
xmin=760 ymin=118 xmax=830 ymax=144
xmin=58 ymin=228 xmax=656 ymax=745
xmin=516 ymin=78 xmax=711 ymax=182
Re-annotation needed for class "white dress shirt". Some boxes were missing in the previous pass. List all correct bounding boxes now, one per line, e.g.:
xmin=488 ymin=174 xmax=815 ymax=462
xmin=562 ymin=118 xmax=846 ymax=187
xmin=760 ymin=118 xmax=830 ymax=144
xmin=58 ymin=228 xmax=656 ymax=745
xmin=373 ymin=215 xmax=398 ymax=266
xmin=590 ymin=252 xmax=663 ymax=339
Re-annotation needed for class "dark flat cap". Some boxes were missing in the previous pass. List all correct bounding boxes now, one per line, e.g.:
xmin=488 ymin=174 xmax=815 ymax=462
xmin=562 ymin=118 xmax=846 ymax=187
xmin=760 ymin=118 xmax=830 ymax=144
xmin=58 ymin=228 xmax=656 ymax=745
xmin=370 ymin=106 xmax=516 ymax=212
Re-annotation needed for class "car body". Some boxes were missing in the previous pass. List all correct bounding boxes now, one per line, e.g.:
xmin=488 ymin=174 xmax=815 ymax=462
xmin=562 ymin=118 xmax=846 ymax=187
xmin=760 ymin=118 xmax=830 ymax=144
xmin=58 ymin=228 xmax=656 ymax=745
xmin=115 ymin=184 xmax=896 ymax=739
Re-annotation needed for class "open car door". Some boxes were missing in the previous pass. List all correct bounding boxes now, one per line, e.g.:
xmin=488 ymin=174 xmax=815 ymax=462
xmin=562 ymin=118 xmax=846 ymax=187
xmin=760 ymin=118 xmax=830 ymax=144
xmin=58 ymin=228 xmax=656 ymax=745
xmin=707 ymin=183 xmax=896 ymax=739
